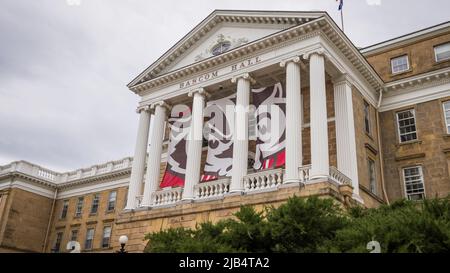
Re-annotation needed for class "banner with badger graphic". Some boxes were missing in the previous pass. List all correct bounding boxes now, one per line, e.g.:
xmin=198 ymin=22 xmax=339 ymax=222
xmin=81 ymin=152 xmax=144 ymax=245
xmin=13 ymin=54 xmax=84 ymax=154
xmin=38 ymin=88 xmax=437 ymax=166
xmin=252 ymin=83 xmax=286 ymax=170
xmin=160 ymin=105 xmax=191 ymax=188
xmin=201 ymin=94 xmax=236 ymax=182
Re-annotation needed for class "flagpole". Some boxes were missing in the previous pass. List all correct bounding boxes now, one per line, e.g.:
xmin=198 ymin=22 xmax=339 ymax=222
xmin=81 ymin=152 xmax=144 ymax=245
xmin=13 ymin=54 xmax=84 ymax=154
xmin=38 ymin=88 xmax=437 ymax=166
xmin=340 ymin=6 xmax=345 ymax=32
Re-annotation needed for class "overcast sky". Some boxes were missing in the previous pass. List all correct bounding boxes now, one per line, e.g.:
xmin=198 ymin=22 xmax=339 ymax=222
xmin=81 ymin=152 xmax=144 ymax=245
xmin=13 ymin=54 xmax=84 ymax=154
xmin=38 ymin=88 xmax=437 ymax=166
xmin=0 ymin=0 xmax=449 ymax=172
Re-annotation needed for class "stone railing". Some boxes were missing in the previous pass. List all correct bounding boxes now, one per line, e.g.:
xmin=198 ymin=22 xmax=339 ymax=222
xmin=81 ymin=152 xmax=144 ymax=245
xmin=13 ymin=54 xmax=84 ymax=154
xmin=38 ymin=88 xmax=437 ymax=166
xmin=299 ymin=165 xmax=311 ymax=182
xmin=0 ymin=157 xmax=133 ymax=184
xmin=243 ymin=168 xmax=284 ymax=192
xmin=152 ymin=187 xmax=183 ymax=206
xmin=329 ymin=166 xmax=352 ymax=186
xmin=136 ymin=195 xmax=143 ymax=208
xmin=0 ymin=161 xmax=58 ymax=183
xmin=194 ymin=178 xmax=230 ymax=200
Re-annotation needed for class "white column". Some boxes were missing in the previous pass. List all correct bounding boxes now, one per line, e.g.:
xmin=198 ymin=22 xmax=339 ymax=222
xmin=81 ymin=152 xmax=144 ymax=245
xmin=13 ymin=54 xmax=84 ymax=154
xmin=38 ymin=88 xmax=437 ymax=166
xmin=183 ymin=88 xmax=207 ymax=201
xmin=334 ymin=75 xmax=360 ymax=198
xmin=230 ymin=73 xmax=254 ymax=193
xmin=125 ymin=106 xmax=151 ymax=210
xmin=280 ymin=57 xmax=303 ymax=184
xmin=142 ymin=101 xmax=169 ymax=206
xmin=307 ymin=52 xmax=329 ymax=179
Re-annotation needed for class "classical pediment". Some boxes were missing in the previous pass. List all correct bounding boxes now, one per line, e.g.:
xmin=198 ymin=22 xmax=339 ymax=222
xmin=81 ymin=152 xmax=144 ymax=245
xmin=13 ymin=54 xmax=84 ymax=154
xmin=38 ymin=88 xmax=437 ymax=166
xmin=128 ymin=10 xmax=325 ymax=88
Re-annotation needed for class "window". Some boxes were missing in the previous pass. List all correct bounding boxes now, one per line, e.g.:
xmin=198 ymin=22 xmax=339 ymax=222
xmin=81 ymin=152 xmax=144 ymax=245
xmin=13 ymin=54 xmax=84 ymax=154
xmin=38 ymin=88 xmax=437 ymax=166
xmin=364 ymin=101 xmax=371 ymax=135
xmin=60 ymin=200 xmax=69 ymax=219
xmin=85 ymin=228 xmax=94 ymax=250
xmin=403 ymin=166 xmax=425 ymax=200
xmin=391 ymin=55 xmax=409 ymax=74
xmin=107 ymin=191 xmax=117 ymax=211
xmin=443 ymin=101 xmax=450 ymax=133
xmin=368 ymin=158 xmax=376 ymax=194
xmin=70 ymin=230 xmax=78 ymax=242
xmin=90 ymin=194 xmax=100 ymax=214
xmin=75 ymin=197 xmax=84 ymax=217
xmin=396 ymin=109 xmax=418 ymax=143
xmin=102 ymin=226 xmax=112 ymax=248
xmin=211 ymin=41 xmax=231 ymax=56
xmin=53 ymin=232 xmax=63 ymax=253
xmin=434 ymin=43 xmax=450 ymax=62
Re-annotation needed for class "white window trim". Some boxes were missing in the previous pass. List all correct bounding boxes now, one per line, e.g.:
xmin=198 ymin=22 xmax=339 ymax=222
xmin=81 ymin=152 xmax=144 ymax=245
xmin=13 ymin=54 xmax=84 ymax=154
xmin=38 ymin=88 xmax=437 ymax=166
xmin=402 ymin=166 xmax=426 ymax=200
xmin=85 ymin=227 xmax=95 ymax=250
xmin=434 ymin=43 xmax=450 ymax=63
xmin=442 ymin=101 xmax=450 ymax=134
xmin=396 ymin=109 xmax=418 ymax=143
xmin=391 ymin=55 xmax=410 ymax=74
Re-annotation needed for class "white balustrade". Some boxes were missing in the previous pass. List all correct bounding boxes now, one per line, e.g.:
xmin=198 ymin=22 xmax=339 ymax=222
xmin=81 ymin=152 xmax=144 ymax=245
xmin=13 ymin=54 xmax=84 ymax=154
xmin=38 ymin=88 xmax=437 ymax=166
xmin=194 ymin=178 xmax=230 ymax=199
xmin=37 ymin=168 xmax=56 ymax=181
xmin=329 ymin=166 xmax=352 ymax=186
xmin=136 ymin=195 xmax=143 ymax=208
xmin=96 ymin=165 xmax=109 ymax=174
xmin=299 ymin=165 xmax=311 ymax=182
xmin=243 ymin=168 xmax=283 ymax=192
xmin=152 ymin=187 xmax=183 ymax=206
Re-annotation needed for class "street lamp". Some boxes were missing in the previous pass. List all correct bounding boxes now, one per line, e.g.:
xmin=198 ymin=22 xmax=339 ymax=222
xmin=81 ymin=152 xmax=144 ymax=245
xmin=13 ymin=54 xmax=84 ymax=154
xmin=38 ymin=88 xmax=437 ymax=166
xmin=117 ymin=235 xmax=128 ymax=253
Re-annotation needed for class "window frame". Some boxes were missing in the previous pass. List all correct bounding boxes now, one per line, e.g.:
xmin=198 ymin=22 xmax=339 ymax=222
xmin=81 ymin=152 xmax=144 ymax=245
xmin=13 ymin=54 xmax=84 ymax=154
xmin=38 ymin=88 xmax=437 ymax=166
xmin=60 ymin=200 xmax=69 ymax=219
xmin=54 ymin=232 xmax=64 ymax=253
xmin=402 ymin=166 xmax=426 ymax=201
xmin=367 ymin=158 xmax=377 ymax=195
xmin=90 ymin=193 xmax=100 ymax=215
xmin=363 ymin=100 xmax=371 ymax=135
xmin=101 ymin=226 xmax=112 ymax=248
xmin=84 ymin=227 xmax=95 ymax=250
xmin=442 ymin=101 xmax=450 ymax=134
xmin=75 ymin=197 xmax=84 ymax=218
xmin=107 ymin=191 xmax=117 ymax=212
xmin=396 ymin=109 xmax=418 ymax=143
xmin=70 ymin=229 xmax=78 ymax=242
xmin=390 ymin=54 xmax=410 ymax=74
xmin=434 ymin=42 xmax=450 ymax=63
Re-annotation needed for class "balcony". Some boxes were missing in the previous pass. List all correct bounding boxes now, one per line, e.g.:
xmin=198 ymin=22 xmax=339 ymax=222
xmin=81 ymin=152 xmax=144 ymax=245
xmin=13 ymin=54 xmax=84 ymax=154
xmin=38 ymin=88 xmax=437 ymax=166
xmin=139 ymin=165 xmax=352 ymax=208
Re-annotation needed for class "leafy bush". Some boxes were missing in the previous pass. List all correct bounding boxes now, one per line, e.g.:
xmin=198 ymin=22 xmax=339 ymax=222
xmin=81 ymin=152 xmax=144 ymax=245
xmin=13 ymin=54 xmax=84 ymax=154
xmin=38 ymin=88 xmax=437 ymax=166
xmin=144 ymin=196 xmax=450 ymax=253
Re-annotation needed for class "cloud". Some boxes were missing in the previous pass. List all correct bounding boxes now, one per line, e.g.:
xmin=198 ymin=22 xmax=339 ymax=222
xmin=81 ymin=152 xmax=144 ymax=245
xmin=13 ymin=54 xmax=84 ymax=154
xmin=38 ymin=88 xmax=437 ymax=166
xmin=0 ymin=0 xmax=449 ymax=172
xmin=366 ymin=0 xmax=382 ymax=5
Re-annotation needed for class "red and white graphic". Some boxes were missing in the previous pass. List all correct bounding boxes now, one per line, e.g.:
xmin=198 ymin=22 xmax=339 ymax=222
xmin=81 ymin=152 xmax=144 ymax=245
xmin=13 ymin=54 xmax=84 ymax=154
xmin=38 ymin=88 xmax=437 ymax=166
xmin=252 ymin=83 xmax=286 ymax=170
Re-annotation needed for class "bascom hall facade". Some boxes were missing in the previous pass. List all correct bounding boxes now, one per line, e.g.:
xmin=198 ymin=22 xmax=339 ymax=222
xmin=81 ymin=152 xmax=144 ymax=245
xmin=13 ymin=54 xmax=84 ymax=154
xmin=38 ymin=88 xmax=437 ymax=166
xmin=1 ymin=10 xmax=450 ymax=253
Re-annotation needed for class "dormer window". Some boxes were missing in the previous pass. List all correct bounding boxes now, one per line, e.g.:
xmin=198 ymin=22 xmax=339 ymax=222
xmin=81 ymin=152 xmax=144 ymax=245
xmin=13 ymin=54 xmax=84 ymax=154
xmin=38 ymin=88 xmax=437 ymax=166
xmin=211 ymin=41 xmax=231 ymax=56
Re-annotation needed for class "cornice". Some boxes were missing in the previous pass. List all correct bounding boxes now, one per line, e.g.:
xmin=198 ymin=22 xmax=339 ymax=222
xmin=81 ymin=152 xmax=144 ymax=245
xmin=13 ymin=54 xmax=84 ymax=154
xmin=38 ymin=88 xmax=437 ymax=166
xmin=127 ymin=10 xmax=325 ymax=88
xmin=130 ymin=15 xmax=383 ymax=97
xmin=383 ymin=67 xmax=450 ymax=93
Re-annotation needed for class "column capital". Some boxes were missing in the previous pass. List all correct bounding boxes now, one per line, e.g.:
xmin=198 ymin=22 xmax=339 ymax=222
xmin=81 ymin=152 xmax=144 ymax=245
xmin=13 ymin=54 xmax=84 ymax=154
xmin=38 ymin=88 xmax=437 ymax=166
xmin=332 ymin=74 xmax=354 ymax=86
xmin=231 ymin=72 xmax=256 ymax=85
xmin=302 ymin=48 xmax=329 ymax=61
xmin=188 ymin=87 xmax=210 ymax=98
xmin=150 ymin=101 xmax=171 ymax=112
xmin=136 ymin=105 xmax=151 ymax=114
xmin=280 ymin=56 xmax=302 ymax=68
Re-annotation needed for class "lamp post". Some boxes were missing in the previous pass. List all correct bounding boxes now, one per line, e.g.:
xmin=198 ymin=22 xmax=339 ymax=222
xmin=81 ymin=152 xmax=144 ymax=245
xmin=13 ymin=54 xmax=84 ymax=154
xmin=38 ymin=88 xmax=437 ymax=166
xmin=117 ymin=235 xmax=128 ymax=253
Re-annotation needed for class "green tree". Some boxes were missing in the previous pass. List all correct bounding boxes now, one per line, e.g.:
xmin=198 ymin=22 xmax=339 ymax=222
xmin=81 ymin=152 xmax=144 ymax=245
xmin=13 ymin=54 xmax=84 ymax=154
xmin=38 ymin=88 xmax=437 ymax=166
xmin=143 ymin=196 xmax=450 ymax=253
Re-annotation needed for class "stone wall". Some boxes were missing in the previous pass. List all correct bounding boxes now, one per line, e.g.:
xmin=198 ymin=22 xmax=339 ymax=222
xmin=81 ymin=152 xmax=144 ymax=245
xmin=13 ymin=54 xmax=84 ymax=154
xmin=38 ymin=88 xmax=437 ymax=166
xmin=365 ymin=32 xmax=450 ymax=83
xmin=46 ymin=185 xmax=128 ymax=253
xmin=0 ymin=188 xmax=53 ymax=252
xmin=380 ymin=98 xmax=450 ymax=202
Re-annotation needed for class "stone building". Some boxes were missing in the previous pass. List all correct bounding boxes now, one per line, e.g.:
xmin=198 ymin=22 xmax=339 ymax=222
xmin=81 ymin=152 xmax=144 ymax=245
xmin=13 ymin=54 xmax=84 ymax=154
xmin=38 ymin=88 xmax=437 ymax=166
xmin=0 ymin=10 xmax=449 ymax=253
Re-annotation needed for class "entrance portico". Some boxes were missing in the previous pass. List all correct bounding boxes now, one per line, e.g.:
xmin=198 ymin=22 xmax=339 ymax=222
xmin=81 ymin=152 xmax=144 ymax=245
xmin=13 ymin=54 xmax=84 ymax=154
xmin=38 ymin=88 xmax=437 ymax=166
xmin=124 ymin=10 xmax=383 ymax=210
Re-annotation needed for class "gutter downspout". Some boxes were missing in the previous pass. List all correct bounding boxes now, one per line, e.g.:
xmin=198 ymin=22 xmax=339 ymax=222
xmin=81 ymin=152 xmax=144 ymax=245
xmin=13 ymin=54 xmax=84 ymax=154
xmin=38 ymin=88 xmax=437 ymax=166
xmin=43 ymin=187 xmax=58 ymax=252
xmin=376 ymin=89 xmax=390 ymax=205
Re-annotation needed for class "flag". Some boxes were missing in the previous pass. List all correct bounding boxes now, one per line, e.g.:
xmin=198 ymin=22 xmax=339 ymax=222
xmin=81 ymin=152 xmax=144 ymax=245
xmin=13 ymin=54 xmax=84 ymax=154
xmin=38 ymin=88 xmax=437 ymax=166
xmin=337 ymin=0 xmax=344 ymax=10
